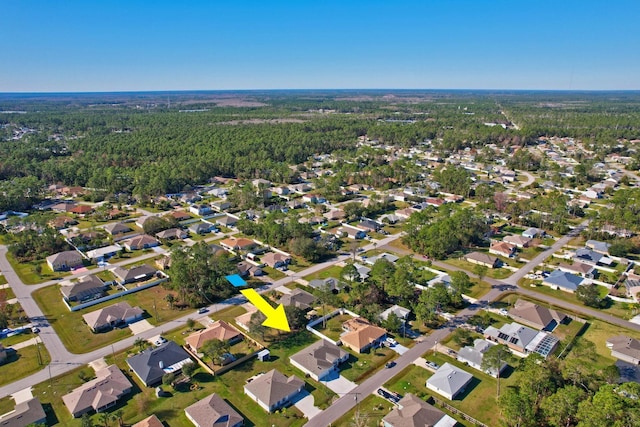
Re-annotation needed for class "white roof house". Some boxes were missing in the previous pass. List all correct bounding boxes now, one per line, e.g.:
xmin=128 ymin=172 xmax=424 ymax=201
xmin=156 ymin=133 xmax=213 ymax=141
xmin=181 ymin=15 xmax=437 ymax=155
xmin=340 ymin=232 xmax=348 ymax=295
xmin=426 ymin=363 xmax=474 ymax=400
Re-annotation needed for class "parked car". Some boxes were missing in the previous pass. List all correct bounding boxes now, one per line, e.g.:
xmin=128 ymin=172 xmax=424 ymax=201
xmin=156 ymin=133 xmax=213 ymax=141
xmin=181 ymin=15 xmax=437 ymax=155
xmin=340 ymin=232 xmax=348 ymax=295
xmin=31 ymin=327 xmax=40 ymax=334
xmin=197 ymin=307 xmax=208 ymax=314
xmin=426 ymin=361 xmax=440 ymax=370
xmin=385 ymin=337 xmax=398 ymax=347
xmin=385 ymin=361 xmax=396 ymax=369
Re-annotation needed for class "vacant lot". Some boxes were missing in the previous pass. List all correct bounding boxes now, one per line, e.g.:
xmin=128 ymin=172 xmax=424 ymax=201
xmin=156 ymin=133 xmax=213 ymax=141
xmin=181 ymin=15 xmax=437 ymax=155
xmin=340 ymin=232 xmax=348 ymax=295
xmin=0 ymin=343 xmax=51 ymax=387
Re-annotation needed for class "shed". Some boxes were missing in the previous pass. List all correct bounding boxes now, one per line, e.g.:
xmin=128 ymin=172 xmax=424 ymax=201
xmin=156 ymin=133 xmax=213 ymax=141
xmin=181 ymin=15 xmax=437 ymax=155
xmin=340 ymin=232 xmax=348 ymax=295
xmin=257 ymin=349 xmax=270 ymax=361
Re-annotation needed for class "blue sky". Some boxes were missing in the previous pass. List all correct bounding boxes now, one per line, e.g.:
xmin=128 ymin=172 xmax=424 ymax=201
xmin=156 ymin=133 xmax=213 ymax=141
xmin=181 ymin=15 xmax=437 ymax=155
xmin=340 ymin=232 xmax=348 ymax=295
xmin=2 ymin=0 xmax=638 ymax=91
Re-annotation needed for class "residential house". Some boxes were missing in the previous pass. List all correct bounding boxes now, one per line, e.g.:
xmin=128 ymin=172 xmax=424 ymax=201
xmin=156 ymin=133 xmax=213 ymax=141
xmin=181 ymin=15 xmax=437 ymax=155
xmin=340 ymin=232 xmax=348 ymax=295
xmin=606 ymin=336 xmax=640 ymax=364
xmin=457 ymin=339 xmax=507 ymax=377
xmin=132 ymin=415 xmax=164 ymax=427
xmin=46 ymin=250 xmax=84 ymax=271
xmin=484 ymin=322 xmax=559 ymax=358
xmin=220 ymin=237 xmax=256 ymax=252
xmin=167 ymin=210 xmax=192 ymax=221
xmin=336 ymin=224 xmax=367 ymax=240
xmin=189 ymin=222 xmax=216 ymax=235
xmin=379 ymin=305 xmax=411 ymax=322
xmin=69 ymin=204 xmax=94 ymax=216
xmin=86 ymin=244 xmax=122 ymax=261
xmin=574 ymin=248 xmax=612 ymax=266
xmin=186 ymin=320 xmax=242 ymax=353
xmin=243 ymin=369 xmax=305 ymax=413
xmin=189 ymin=204 xmax=212 ymax=216
xmin=586 ymin=239 xmax=612 ymax=255
xmin=341 ymin=318 xmax=387 ymax=353
xmin=122 ymin=234 xmax=159 ymax=251
xmin=277 ymin=288 xmax=316 ymax=311
xmin=262 ymin=252 xmax=291 ymax=269
xmin=49 ymin=216 xmax=77 ymax=229
xmin=82 ymin=302 xmax=144 ymax=332
xmin=489 ymin=241 xmax=516 ymax=258
xmin=557 ymin=261 xmax=596 ymax=279
xmin=395 ymin=207 xmax=416 ymax=220
xmin=181 ymin=193 xmax=202 ymax=204
xmin=104 ymin=222 xmax=132 ymax=236
xmin=215 ymin=215 xmax=238 ymax=228
xmin=352 ymin=263 xmax=371 ymax=281
xmin=155 ymin=228 xmax=188 ymax=240
xmin=426 ymin=363 xmax=474 ymax=400
xmin=0 ymin=398 xmax=47 ymax=427
xmin=425 ymin=197 xmax=445 ymax=207
xmin=382 ymin=393 xmax=456 ymax=427
xmin=62 ymin=365 xmax=132 ymax=417
xmin=463 ymin=252 xmax=498 ymax=269
xmin=503 ymin=234 xmax=532 ymax=248
xmin=542 ymin=270 xmax=584 ymax=293
xmin=364 ymin=253 xmax=399 ymax=266
xmin=601 ymin=224 xmax=633 ymax=238
xmin=508 ymin=299 xmax=568 ymax=331
xmin=308 ymin=277 xmax=342 ymax=292
xmin=236 ymin=261 xmax=264 ymax=277
xmin=135 ymin=216 xmax=154 ymax=229
xmin=358 ymin=219 xmax=381 ymax=232
xmin=624 ymin=278 xmax=640 ymax=302
xmin=289 ymin=340 xmax=349 ymax=381
xmin=127 ymin=341 xmax=193 ymax=386
xmin=112 ymin=264 xmax=157 ymax=285
xmin=323 ymin=209 xmax=345 ymax=221
xmin=522 ymin=227 xmax=544 ymax=239
xmin=156 ymin=255 xmax=172 ymax=271
xmin=185 ymin=393 xmax=244 ymax=427
xmin=60 ymin=275 xmax=107 ymax=302
xmin=51 ymin=202 xmax=78 ymax=213
xmin=234 ymin=306 xmax=258 ymax=332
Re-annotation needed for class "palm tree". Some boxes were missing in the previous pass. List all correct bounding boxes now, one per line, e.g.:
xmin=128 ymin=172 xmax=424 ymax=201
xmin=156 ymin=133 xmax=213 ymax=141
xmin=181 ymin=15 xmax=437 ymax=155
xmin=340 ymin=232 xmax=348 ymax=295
xmin=165 ymin=293 xmax=176 ymax=310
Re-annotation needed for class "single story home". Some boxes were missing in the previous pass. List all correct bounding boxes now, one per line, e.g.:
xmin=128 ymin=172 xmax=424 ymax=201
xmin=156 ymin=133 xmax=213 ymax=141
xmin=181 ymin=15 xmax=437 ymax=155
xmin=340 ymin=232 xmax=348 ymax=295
xmin=457 ymin=339 xmax=507 ymax=377
xmin=379 ymin=304 xmax=411 ymax=321
xmin=341 ymin=318 xmax=387 ymax=353
xmin=382 ymin=393 xmax=457 ymax=427
xmin=135 ymin=216 xmax=154 ymax=229
xmin=46 ymin=250 xmax=84 ymax=271
xmin=484 ymin=322 xmax=559 ymax=358
xmin=0 ymin=398 xmax=47 ymax=426
xmin=104 ymin=222 xmax=132 ymax=236
xmin=277 ymin=288 xmax=316 ymax=311
xmin=60 ymin=275 xmax=107 ymax=302
xmin=112 ymin=264 xmax=157 ymax=285
xmin=586 ymin=239 xmax=611 ymax=255
xmin=244 ymin=369 xmax=305 ymax=413
xmin=62 ymin=365 xmax=132 ymax=418
xmin=122 ymin=234 xmax=159 ymax=251
xmin=508 ymin=299 xmax=567 ymax=331
xmin=86 ymin=244 xmax=122 ymax=261
xmin=364 ymin=252 xmax=400 ymax=266
xmin=167 ymin=210 xmax=192 ymax=221
xmin=189 ymin=222 xmax=216 ymax=235
xmin=262 ymin=252 xmax=292 ymax=268
xmin=542 ymin=270 xmax=584 ymax=293
xmin=522 ymin=227 xmax=544 ymax=239
xmin=185 ymin=320 xmax=243 ymax=353
xmin=127 ymin=341 xmax=193 ymax=387
xmin=574 ymin=248 xmax=613 ymax=266
xmin=606 ymin=336 xmax=640 ymax=365
xmin=308 ymin=277 xmax=342 ymax=292
xmin=155 ymin=228 xmax=188 ymax=240
xmin=557 ymin=261 xmax=596 ymax=279
xmin=185 ymin=393 xmax=244 ymax=427
xmin=215 ymin=215 xmax=238 ymax=227
xmin=189 ymin=204 xmax=212 ymax=216
xmin=489 ymin=241 xmax=516 ymax=258
xmin=503 ymin=234 xmax=533 ymax=248
xmin=289 ymin=340 xmax=349 ymax=381
xmin=220 ymin=237 xmax=256 ymax=252
xmin=132 ymin=415 xmax=164 ymax=427
xmin=82 ymin=302 xmax=144 ymax=332
xmin=426 ymin=363 xmax=473 ymax=400
xmin=358 ymin=219 xmax=382 ymax=232
xmin=463 ymin=252 xmax=498 ymax=269
xmin=336 ymin=224 xmax=367 ymax=240
xmin=237 ymin=261 xmax=264 ymax=277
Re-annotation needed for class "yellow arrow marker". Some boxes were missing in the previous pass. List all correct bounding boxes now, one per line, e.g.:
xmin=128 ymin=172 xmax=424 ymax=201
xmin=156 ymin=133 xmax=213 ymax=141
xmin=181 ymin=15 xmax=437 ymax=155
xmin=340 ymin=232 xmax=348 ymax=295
xmin=241 ymin=289 xmax=291 ymax=332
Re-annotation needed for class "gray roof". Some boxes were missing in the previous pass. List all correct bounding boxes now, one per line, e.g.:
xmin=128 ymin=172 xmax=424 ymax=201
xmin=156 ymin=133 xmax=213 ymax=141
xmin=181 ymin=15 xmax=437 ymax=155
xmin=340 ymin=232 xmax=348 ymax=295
xmin=243 ymin=369 xmax=304 ymax=408
xmin=607 ymin=336 xmax=640 ymax=361
xmin=60 ymin=275 xmax=106 ymax=300
xmin=185 ymin=393 xmax=244 ymax=427
xmin=364 ymin=252 xmax=400 ymax=266
xmin=308 ymin=277 xmax=341 ymax=291
xmin=82 ymin=302 xmax=143 ymax=330
xmin=484 ymin=322 xmax=538 ymax=350
xmin=104 ymin=222 xmax=131 ymax=235
xmin=575 ymin=248 xmax=604 ymax=265
xmin=112 ymin=264 xmax=157 ymax=283
xmin=46 ymin=250 xmax=82 ymax=265
xmin=62 ymin=365 xmax=132 ymax=417
xmin=426 ymin=363 xmax=473 ymax=398
xmin=278 ymin=288 xmax=316 ymax=310
xmin=586 ymin=239 xmax=611 ymax=254
xmin=382 ymin=393 xmax=455 ymax=427
xmin=508 ymin=299 xmax=567 ymax=330
xmin=457 ymin=339 xmax=506 ymax=376
xmin=289 ymin=340 xmax=348 ymax=378
xmin=523 ymin=227 xmax=543 ymax=238
xmin=0 ymin=398 xmax=46 ymax=427
xmin=127 ymin=341 xmax=192 ymax=386
xmin=380 ymin=304 xmax=411 ymax=321
xmin=544 ymin=270 xmax=584 ymax=291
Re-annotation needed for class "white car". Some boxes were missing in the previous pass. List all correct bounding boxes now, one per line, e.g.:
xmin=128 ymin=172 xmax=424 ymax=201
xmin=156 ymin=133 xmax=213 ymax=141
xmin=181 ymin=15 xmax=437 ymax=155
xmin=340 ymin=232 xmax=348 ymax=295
xmin=385 ymin=337 xmax=398 ymax=347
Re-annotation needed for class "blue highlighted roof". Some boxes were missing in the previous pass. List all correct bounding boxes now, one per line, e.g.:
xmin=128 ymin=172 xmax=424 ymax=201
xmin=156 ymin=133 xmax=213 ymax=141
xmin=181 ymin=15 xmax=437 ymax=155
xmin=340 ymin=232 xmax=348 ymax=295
xmin=225 ymin=274 xmax=247 ymax=288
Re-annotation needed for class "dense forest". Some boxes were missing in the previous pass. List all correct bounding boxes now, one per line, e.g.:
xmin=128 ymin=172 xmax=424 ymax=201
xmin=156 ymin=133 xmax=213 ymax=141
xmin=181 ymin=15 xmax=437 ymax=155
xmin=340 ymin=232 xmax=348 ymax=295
xmin=1 ymin=90 xmax=640 ymax=211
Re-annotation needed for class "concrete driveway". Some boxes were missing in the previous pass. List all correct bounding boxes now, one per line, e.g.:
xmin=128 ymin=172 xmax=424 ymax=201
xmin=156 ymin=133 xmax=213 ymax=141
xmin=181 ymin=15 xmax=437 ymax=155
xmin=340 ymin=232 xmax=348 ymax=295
xmin=321 ymin=371 xmax=357 ymax=394
xmin=292 ymin=390 xmax=322 ymax=419
xmin=392 ymin=344 xmax=409 ymax=355
xmin=129 ymin=319 xmax=154 ymax=334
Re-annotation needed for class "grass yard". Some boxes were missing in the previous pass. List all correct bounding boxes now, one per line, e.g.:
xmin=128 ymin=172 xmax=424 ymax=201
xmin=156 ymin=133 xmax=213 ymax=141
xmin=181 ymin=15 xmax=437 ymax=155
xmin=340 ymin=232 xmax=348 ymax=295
xmin=6 ymin=253 xmax=68 ymax=284
xmin=32 ymin=330 xmax=332 ymax=426
xmin=311 ymin=313 xmax=352 ymax=341
xmin=0 ymin=329 xmax=38 ymax=347
xmin=340 ymin=347 xmax=396 ymax=383
xmin=0 ymin=286 xmax=15 ymax=300
xmin=333 ymin=395 xmax=392 ymax=427
xmin=32 ymin=283 xmax=187 ymax=353
xmin=466 ymin=279 xmax=493 ymax=299
xmin=0 ymin=275 xmax=7 ymax=285
xmin=0 ymin=396 xmax=15 ymax=416
xmin=302 ymin=265 xmax=343 ymax=282
xmin=0 ymin=342 xmax=51 ymax=387
xmin=576 ymin=319 xmax=640 ymax=368
xmin=444 ymin=258 xmax=512 ymax=279
xmin=261 ymin=266 xmax=287 ymax=280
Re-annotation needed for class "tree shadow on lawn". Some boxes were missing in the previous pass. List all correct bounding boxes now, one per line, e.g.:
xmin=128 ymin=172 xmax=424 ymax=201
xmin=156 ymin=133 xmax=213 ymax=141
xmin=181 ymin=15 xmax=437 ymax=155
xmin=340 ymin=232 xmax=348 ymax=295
xmin=451 ymin=376 xmax=481 ymax=401
xmin=193 ymin=372 xmax=216 ymax=384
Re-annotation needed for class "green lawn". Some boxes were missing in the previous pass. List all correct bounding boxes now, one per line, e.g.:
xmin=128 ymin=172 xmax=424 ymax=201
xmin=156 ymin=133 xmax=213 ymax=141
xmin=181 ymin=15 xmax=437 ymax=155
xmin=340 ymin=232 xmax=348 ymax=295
xmin=32 ymin=283 xmax=188 ymax=354
xmin=340 ymin=347 xmax=396 ymax=383
xmin=0 ymin=396 xmax=15 ymax=416
xmin=0 ymin=286 xmax=15 ymax=300
xmin=0 ymin=275 xmax=7 ymax=285
xmin=302 ymin=265 xmax=343 ymax=282
xmin=466 ymin=279 xmax=493 ymax=299
xmin=577 ymin=319 xmax=640 ymax=368
xmin=6 ymin=253 xmax=69 ymax=284
xmin=311 ymin=313 xmax=351 ymax=341
xmin=0 ymin=329 xmax=38 ymax=347
xmin=0 ymin=343 xmax=51 ymax=387
xmin=34 ymin=331 xmax=331 ymax=427
xmin=444 ymin=258 xmax=512 ymax=279
xmin=333 ymin=395 xmax=392 ymax=427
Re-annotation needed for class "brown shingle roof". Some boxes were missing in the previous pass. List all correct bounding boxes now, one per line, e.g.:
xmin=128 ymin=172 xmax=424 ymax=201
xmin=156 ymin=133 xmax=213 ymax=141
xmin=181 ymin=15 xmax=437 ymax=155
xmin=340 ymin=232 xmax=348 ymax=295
xmin=185 ymin=393 xmax=244 ymax=427
xmin=185 ymin=320 xmax=242 ymax=351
